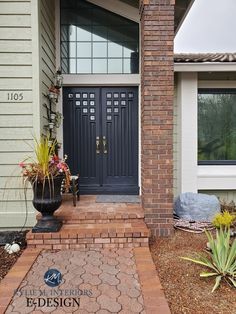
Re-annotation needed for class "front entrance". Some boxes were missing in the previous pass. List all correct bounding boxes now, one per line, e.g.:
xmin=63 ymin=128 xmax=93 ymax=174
xmin=63 ymin=87 xmax=139 ymax=194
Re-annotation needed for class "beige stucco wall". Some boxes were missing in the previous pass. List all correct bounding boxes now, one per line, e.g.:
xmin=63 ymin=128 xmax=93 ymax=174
xmin=0 ymin=0 xmax=56 ymax=229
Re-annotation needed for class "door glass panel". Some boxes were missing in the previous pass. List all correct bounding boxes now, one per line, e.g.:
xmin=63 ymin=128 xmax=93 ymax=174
xmin=93 ymin=43 xmax=107 ymax=58
xmin=69 ymin=59 xmax=76 ymax=73
xmin=76 ymin=27 xmax=92 ymax=41
xmin=108 ymin=43 xmax=122 ymax=58
xmin=92 ymin=26 xmax=107 ymax=41
xmin=108 ymin=59 xmax=122 ymax=73
xmin=69 ymin=25 xmax=76 ymax=41
xmin=77 ymin=43 xmax=91 ymax=58
xmin=60 ymin=0 xmax=139 ymax=74
xmin=77 ymin=59 xmax=91 ymax=73
xmin=93 ymin=59 xmax=107 ymax=74
xmin=69 ymin=42 xmax=76 ymax=58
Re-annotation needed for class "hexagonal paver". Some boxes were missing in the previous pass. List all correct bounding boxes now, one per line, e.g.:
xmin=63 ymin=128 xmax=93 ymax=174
xmin=97 ymin=295 xmax=122 ymax=313
xmin=97 ymin=284 xmax=120 ymax=299
xmin=79 ymin=297 xmax=100 ymax=313
xmin=6 ymin=248 xmax=146 ymax=314
xmin=81 ymin=273 xmax=102 ymax=286
xmin=99 ymin=273 xmax=120 ymax=286
xmin=84 ymin=264 xmax=103 ymax=275
xmin=118 ymin=295 xmax=144 ymax=313
xmin=100 ymin=264 xmax=119 ymax=275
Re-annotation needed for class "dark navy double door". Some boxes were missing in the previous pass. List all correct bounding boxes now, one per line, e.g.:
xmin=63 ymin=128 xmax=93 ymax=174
xmin=63 ymin=87 xmax=139 ymax=194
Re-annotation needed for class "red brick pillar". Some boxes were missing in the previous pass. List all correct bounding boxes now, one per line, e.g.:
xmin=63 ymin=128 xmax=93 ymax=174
xmin=140 ymin=0 xmax=174 ymax=236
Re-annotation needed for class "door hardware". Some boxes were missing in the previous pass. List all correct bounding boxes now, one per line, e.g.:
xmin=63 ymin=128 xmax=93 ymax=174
xmin=102 ymin=136 xmax=108 ymax=154
xmin=96 ymin=136 xmax=100 ymax=154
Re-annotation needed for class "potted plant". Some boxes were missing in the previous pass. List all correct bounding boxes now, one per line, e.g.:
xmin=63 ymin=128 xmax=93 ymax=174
xmin=48 ymin=85 xmax=60 ymax=102
xmin=20 ymin=137 xmax=70 ymax=233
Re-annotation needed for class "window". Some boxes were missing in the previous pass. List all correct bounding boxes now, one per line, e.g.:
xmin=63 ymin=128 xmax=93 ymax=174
xmin=198 ymin=89 xmax=236 ymax=164
xmin=60 ymin=0 xmax=139 ymax=74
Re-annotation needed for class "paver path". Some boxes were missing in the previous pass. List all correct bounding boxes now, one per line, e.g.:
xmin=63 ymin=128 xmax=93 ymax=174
xmin=6 ymin=248 xmax=145 ymax=314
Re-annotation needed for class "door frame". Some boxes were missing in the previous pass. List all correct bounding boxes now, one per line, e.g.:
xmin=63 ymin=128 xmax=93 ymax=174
xmin=55 ymin=1 xmax=141 ymax=193
xmin=62 ymin=84 xmax=141 ymax=194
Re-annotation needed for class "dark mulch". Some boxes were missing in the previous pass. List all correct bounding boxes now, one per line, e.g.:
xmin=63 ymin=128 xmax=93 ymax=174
xmin=150 ymin=230 xmax=236 ymax=314
xmin=0 ymin=230 xmax=28 ymax=282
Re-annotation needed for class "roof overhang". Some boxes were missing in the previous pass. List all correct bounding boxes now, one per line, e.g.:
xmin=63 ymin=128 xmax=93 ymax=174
xmin=174 ymin=63 xmax=236 ymax=72
xmin=88 ymin=1 xmax=194 ymax=32
xmin=175 ymin=0 xmax=195 ymax=34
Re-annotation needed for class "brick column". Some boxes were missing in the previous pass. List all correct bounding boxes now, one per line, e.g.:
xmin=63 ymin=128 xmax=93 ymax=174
xmin=140 ymin=0 xmax=175 ymax=236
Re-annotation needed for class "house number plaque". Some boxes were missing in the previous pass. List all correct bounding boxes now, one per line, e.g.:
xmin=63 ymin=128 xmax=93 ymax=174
xmin=7 ymin=92 xmax=24 ymax=101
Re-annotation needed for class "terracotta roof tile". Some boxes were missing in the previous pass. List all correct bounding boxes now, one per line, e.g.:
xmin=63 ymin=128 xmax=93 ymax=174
xmin=174 ymin=53 xmax=236 ymax=63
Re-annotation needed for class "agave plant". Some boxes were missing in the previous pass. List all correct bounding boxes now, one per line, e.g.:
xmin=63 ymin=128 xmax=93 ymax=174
xmin=181 ymin=228 xmax=236 ymax=292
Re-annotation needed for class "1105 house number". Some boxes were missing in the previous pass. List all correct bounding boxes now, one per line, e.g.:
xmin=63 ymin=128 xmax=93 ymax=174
xmin=7 ymin=92 xmax=24 ymax=101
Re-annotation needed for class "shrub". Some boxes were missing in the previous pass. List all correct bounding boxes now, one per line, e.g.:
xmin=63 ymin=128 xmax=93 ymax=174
xmin=181 ymin=228 xmax=236 ymax=292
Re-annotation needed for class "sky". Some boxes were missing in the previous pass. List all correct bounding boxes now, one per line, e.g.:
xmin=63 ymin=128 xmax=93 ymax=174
xmin=174 ymin=0 xmax=236 ymax=53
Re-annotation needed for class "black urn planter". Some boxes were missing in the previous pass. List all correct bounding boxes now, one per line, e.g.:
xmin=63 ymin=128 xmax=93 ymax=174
xmin=32 ymin=175 xmax=64 ymax=233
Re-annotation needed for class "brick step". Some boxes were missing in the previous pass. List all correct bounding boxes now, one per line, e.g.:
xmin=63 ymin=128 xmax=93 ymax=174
xmin=37 ymin=198 xmax=144 ymax=224
xmin=27 ymin=221 xmax=150 ymax=250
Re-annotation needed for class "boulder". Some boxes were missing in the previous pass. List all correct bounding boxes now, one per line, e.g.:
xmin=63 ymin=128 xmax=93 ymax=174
xmin=174 ymin=192 xmax=220 ymax=222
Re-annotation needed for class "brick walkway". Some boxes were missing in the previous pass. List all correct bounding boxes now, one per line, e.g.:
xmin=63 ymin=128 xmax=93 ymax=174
xmin=1 ymin=247 xmax=170 ymax=314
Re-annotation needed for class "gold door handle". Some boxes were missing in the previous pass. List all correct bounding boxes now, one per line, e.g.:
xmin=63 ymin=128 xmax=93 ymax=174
xmin=96 ymin=136 xmax=100 ymax=154
xmin=103 ymin=136 xmax=108 ymax=154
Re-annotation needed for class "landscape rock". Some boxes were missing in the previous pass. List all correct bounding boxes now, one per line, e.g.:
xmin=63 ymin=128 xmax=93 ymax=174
xmin=174 ymin=192 xmax=220 ymax=222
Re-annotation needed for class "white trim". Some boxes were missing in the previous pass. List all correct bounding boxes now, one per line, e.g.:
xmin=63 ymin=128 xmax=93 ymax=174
xmin=198 ymin=166 xmax=236 ymax=190
xmin=177 ymin=72 xmax=198 ymax=193
xmin=63 ymin=74 xmax=140 ymax=86
xmin=176 ymin=76 xmax=236 ymax=193
xmin=86 ymin=0 xmax=139 ymax=22
xmin=174 ymin=63 xmax=236 ymax=72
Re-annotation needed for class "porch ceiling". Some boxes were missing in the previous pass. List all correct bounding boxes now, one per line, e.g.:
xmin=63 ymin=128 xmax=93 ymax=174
xmin=119 ymin=0 xmax=194 ymax=32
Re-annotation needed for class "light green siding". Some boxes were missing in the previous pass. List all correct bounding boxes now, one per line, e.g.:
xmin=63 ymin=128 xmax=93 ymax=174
xmin=0 ymin=0 xmax=34 ymax=228
xmin=40 ymin=0 xmax=56 ymax=136
xmin=0 ymin=0 xmax=56 ymax=229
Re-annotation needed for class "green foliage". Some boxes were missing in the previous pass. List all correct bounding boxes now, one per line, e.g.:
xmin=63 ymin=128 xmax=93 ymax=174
xmin=34 ymin=136 xmax=56 ymax=177
xmin=198 ymin=93 xmax=236 ymax=161
xmin=181 ymin=228 xmax=236 ymax=292
xmin=212 ymin=211 xmax=235 ymax=228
